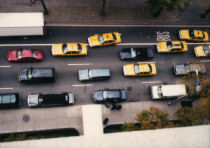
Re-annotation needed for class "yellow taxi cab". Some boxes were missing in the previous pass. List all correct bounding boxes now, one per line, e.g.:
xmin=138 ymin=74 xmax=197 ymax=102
xmin=179 ymin=29 xmax=209 ymax=41
xmin=123 ymin=63 xmax=157 ymax=76
xmin=88 ymin=32 xmax=121 ymax=47
xmin=194 ymin=45 xmax=210 ymax=57
xmin=51 ymin=43 xmax=87 ymax=56
xmin=157 ymin=41 xmax=188 ymax=53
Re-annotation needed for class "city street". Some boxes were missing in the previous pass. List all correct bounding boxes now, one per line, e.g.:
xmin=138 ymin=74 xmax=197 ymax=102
xmin=0 ymin=26 xmax=210 ymax=108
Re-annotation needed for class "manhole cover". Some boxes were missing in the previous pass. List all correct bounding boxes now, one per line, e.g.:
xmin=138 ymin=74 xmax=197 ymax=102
xmin=23 ymin=115 xmax=30 ymax=122
xmin=127 ymin=87 xmax=132 ymax=91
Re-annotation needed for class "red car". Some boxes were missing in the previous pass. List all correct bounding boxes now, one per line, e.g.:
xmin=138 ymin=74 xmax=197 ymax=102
xmin=7 ymin=49 xmax=43 ymax=62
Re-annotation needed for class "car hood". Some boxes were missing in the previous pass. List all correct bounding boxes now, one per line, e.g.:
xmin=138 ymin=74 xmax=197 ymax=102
xmin=174 ymin=65 xmax=186 ymax=75
xmin=123 ymin=64 xmax=135 ymax=75
xmin=194 ymin=46 xmax=205 ymax=57
xmin=7 ymin=50 xmax=17 ymax=61
xmin=52 ymin=44 xmax=63 ymax=55
xmin=78 ymin=69 xmax=89 ymax=81
xmin=93 ymin=91 xmax=103 ymax=102
xmin=88 ymin=35 xmax=100 ymax=46
xmin=28 ymin=94 xmax=39 ymax=107
xmin=120 ymin=49 xmax=132 ymax=59
xmin=179 ymin=30 xmax=190 ymax=39
xmin=157 ymin=42 xmax=168 ymax=52
xmin=19 ymin=69 xmax=28 ymax=80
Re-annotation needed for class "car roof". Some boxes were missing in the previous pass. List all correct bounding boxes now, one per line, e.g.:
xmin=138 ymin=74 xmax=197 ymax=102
xmin=92 ymin=68 xmax=110 ymax=77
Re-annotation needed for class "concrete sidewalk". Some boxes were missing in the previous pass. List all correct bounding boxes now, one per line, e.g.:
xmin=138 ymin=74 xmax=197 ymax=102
xmin=0 ymin=101 xmax=181 ymax=135
xmin=0 ymin=0 xmax=209 ymax=25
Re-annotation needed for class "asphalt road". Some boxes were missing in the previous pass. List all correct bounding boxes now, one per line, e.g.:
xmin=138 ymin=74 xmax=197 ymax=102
xmin=0 ymin=27 xmax=210 ymax=108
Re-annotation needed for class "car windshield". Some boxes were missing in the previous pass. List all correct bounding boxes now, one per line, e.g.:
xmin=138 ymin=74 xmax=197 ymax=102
xmin=134 ymin=64 xmax=140 ymax=74
xmin=204 ymin=46 xmax=210 ymax=55
xmin=77 ymin=44 xmax=82 ymax=52
xmin=27 ymin=69 xmax=33 ymax=80
xmin=158 ymin=86 xmax=163 ymax=97
xmin=166 ymin=42 xmax=173 ymax=50
xmin=32 ymin=50 xmax=38 ymax=57
xmin=62 ymin=44 xmax=68 ymax=53
xmin=103 ymin=91 xmax=108 ymax=99
xmin=17 ymin=50 xmax=22 ymax=59
xmin=112 ymin=33 xmax=117 ymax=41
xmin=131 ymin=48 xmax=137 ymax=57
xmin=2 ymin=95 xmax=10 ymax=104
xmin=98 ymin=35 xmax=104 ymax=43
xmin=88 ymin=70 xmax=93 ymax=78
xmin=189 ymin=30 xmax=195 ymax=38
xmin=10 ymin=95 xmax=16 ymax=103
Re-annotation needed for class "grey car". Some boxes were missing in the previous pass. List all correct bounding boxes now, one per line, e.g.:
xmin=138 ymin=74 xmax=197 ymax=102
xmin=78 ymin=68 xmax=110 ymax=82
xmin=92 ymin=89 xmax=126 ymax=103
xmin=173 ymin=63 xmax=206 ymax=76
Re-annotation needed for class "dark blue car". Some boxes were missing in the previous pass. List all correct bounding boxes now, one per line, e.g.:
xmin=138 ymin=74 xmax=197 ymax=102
xmin=93 ymin=89 xmax=126 ymax=103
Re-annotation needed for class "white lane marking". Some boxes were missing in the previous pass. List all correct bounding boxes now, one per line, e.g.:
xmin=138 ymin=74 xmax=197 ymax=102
xmin=200 ymin=60 xmax=210 ymax=63
xmin=118 ymin=43 xmax=157 ymax=46
xmin=187 ymin=43 xmax=210 ymax=45
xmin=141 ymin=81 xmax=161 ymax=84
xmin=0 ymin=88 xmax=13 ymax=90
xmin=0 ymin=44 xmax=52 ymax=47
xmin=68 ymin=63 xmax=91 ymax=66
xmin=137 ymin=61 xmax=156 ymax=64
xmin=72 ymin=84 xmax=93 ymax=87
xmin=0 ymin=66 xmax=11 ymax=68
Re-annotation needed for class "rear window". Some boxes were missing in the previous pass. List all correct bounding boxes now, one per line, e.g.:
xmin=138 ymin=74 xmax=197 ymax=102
xmin=2 ymin=95 xmax=10 ymax=104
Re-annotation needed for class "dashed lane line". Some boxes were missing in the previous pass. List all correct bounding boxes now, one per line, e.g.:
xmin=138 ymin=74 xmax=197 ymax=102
xmin=72 ymin=84 xmax=93 ymax=87
xmin=0 ymin=88 xmax=13 ymax=90
xmin=0 ymin=66 xmax=11 ymax=68
xmin=68 ymin=63 xmax=91 ymax=66
xmin=200 ymin=60 xmax=210 ymax=63
xmin=141 ymin=81 xmax=162 ymax=84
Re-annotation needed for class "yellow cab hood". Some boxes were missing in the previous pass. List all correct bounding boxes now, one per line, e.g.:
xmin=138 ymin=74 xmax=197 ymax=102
xmin=123 ymin=64 xmax=135 ymax=75
xmin=194 ymin=46 xmax=205 ymax=57
xmin=88 ymin=35 xmax=99 ymax=46
xmin=157 ymin=42 xmax=168 ymax=52
xmin=52 ymin=44 xmax=63 ymax=55
xmin=180 ymin=30 xmax=190 ymax=39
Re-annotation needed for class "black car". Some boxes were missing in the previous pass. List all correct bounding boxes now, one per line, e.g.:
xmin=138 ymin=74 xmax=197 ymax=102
xmin=18 ymin=68 xmax=55 ymax=83
xmin=78 ymin=68 xmax=110 ymax=82
xmin=93 ymin=89 xmax=126 ymax=103
xmin=120 ymin=48 xmax=154 ymax=60
xmin=27 ymin=93 xmax=74 ymax=108
xmin=173 ymin=63 xmax=206 ymax=76
xmin=0 ymin=93 xmax=21 ymax=109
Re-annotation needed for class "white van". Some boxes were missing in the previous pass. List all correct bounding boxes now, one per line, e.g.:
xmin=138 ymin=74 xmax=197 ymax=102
xmin=150 ymin=84 xmax=187 ymax=100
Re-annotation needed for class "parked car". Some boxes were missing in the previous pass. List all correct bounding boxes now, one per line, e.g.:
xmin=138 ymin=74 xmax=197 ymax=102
xmin=28 ymin=92 xmax=74 ymax=108
xmin=92 ymin=89 xmax=126 ymax=103
xmin=78 ymin=68 xmax=110 ymax=82
xmin=150 ymin=84 xmax=187 ymax=100
xmin=157 ymin=41 xmax=188 ymax=53
xmin=123 ymin=63 xmax=157 ymax=76
xmin=7 ymin=49 xmax=43 ymax=62
xmin=0 ymin=93 xmax=21 ymax=109
xmin=18 ymin=68 xmax=55 ymax=83
xmin=179 ymin=29 xmax=209 ymax=41
xmin=51 ymin=43 xmax=87 ymax=56
xmin=120 ymin=48 xmax=154 ymax=60
xmin=88 ymin=32 xmax=121 ymax=47
xmin=173 ymin=63 xmax=206 ymax=76
xmin=194 ymin=45 xmax=210 ymax=57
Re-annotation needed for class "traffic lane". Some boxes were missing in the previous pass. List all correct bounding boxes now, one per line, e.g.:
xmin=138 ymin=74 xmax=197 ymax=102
xmin=0 ymin=27 xmax=209 ymax=44
xmin=0 ymin=44 xmax=205 ymax=108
